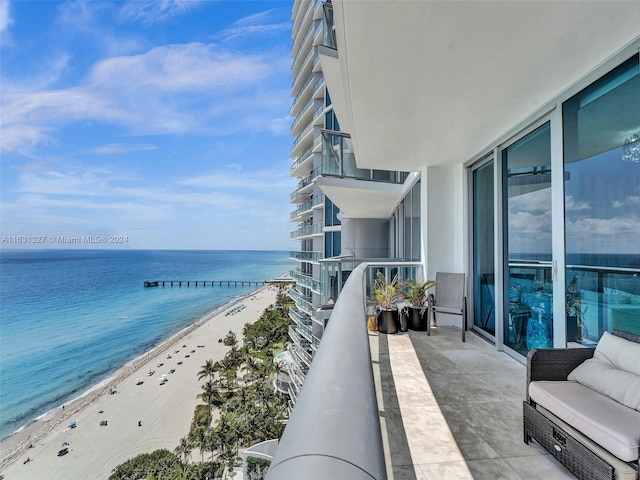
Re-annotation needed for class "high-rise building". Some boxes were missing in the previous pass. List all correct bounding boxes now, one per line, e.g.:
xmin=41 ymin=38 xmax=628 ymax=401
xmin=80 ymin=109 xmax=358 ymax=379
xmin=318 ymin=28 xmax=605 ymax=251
xmin=287 ymin=0 xmax=415 ymax=405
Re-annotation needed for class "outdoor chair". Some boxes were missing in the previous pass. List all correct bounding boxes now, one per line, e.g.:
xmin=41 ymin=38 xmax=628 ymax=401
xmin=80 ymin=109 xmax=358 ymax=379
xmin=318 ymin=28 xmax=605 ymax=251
xmin=428 ymin=272 xmax=468 ymax=341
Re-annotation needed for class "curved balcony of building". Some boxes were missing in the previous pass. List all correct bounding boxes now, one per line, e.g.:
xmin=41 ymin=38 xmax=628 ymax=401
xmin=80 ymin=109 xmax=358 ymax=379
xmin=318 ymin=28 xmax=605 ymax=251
xmin=290 ymin=146 xmax=315 ymax=179
xmin=289 ymin=268 xmax=322 ymax=293
xmin=290 ymin=97 xmax=316 ymax=137
xmin=289 ymin=250 xmax=323 ymax=263
xmin=289 ymin=167 xmax=318 ymax=203
xmin=292 ymin=55 xmax=321 ymax=98
xmin=316 ymin=131 xmax=414 ymax=219
xmin=290 ymin=193 xmax=323 ymax=222
xmin=291 ymin=45 xmax=318 ymax=92
xmin=291 ymin=124 xmax=314 ymax=158
xmin=290 ymin=222 xmax=324 ymax=241
xmin=288 ymin=341 xmax=313 ymax=370
xmin=291 ymin=20 xmax=319 ymax=74
xmin=291 ymin=0 xmax=320 ymax=47
xmin=291 ymin=71 xmax=318 ymax=116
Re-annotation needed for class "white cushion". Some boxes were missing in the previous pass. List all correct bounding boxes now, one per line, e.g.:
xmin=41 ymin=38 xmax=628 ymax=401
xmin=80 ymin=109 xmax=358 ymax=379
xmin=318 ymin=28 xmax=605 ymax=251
xmin=568 ymin=332 xmax=640 ymax=411
xmin=529 ymin=380 xmax=640 ymax=462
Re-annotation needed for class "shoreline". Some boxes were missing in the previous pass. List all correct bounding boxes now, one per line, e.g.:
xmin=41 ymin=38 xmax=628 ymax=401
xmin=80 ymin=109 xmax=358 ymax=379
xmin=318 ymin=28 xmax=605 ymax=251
xmin=0 ymin=284 xmax=278 ymax=478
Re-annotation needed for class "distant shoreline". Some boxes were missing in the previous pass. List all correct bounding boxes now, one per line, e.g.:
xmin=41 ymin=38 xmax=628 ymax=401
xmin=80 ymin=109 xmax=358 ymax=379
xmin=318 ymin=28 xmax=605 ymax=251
xmin=0 ymin=284 xmax=271 ymax=473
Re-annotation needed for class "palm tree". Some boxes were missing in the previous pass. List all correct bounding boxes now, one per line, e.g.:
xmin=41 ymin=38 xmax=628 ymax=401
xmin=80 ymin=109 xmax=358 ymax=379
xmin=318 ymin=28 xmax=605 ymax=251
xmin=197 ymin=380 xmax=220 ymax=427
xmin=174 ymin=436 xmax=193 ymax=464
xmin=188 ymin=426 xmax=207 ymax=463
xmin=197 ymin=358 xmax=216 ymax=383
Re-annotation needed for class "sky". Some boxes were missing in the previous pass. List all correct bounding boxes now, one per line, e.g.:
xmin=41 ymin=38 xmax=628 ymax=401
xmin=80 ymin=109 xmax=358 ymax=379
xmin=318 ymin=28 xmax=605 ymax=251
xmin=0 ymin=0 xmax=296 ymax=251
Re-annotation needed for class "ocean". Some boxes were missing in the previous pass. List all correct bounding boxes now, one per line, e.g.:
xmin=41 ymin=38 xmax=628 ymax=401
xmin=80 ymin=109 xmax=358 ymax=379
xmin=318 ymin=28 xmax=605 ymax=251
xmin=0 ymin=249 xmax=293 ymax=441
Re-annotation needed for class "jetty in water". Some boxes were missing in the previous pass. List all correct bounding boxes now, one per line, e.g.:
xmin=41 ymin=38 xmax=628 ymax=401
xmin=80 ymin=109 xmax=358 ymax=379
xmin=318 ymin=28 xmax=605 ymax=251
xmin=144 ymin=278 xmax=294 ymax=288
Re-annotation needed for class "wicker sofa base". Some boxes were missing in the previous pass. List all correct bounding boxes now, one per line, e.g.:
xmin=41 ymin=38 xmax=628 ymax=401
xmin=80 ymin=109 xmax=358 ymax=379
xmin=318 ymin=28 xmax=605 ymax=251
xmin=524 ymin=401 xmax=615 ymax=480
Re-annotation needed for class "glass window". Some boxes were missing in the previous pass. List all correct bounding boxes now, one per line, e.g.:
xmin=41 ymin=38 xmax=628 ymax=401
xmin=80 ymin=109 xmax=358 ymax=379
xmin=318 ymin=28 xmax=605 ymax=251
xmin=503 ymin=122 xmax=553 ymax=355
xmin=473 ymin=161 xmax=495 ymax=336
xmin=324 ymin=232 xmax=341 ymax=258
xmin=411 ymin=181 xmax=421 ymax=261
xmin=562 ymin=54 xmax=640 ymax=342
xmin=324 ymin=196 xmax=341 ymax=227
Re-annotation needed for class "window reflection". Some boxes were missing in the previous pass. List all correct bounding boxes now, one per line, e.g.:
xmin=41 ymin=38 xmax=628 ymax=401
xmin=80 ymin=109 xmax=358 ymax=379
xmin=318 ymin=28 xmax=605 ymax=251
xmin=503 ymin=122 xmax=553 ymax=355
xmin=562 ymin=54 xmax=640 ymax=342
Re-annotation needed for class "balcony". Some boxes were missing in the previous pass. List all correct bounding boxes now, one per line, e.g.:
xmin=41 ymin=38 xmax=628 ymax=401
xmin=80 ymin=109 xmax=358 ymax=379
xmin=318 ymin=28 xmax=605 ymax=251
xmin=289 ymin=145 xmax=314 ymax=178
xmin=289 ymin=250 xmax=323 ymax=263
xmin=289 ymin=193 xmax=323 ymax=222
xmin=266 ymin=263 xmax=572 ymax=480
xmin=290 ymin=222 xmax=323 ymax=240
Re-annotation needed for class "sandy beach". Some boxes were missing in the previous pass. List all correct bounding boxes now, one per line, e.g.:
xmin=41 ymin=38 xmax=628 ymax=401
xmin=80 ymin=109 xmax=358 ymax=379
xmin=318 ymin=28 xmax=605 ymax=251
xmin=0 ymin=285 xmax=279 ymax=480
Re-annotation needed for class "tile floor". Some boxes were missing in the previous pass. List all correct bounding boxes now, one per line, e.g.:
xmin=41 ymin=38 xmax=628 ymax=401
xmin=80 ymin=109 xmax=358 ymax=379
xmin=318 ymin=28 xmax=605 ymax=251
xmin=370 ymin=326 xmax=575 ymax=480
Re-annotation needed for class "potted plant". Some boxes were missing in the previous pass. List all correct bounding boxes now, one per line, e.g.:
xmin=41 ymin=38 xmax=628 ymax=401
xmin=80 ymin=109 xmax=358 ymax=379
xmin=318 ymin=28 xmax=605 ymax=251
xmin=372 ymin=272 xmax=401 ymax=334
xmin=403 ymin=279 xmax=436 ymax=331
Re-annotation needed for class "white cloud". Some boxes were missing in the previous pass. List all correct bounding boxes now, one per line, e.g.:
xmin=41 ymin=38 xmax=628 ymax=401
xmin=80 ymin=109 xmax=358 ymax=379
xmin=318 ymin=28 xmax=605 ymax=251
xmin=565 ymin=194 xmax=591 ymax=211
xmin=0 ymin=0 xmax=11 ymax=34
xmin=92 ymin=143 xmax=158 ymax=155
xmin=118 ymin=0 xmax=203 ymax=25
xmin=270 ymin=116 xmax=292 ymax=135
xmin=214 ymin=9 xmax=291 ymax=43
xmin=567 ymin=215 xmax=640 ymax=237
xmin=613 ymin=195 xmax=640 ymax=208
xmin=56 ymin=1 xmax=108 ymax=33
xmin=89 ymin=43 xmax=274 ymax=93
xmin=176 ymin=168 xmax=295 ymax=193
xmin=1 ymin=42 xmax=290 ymax=153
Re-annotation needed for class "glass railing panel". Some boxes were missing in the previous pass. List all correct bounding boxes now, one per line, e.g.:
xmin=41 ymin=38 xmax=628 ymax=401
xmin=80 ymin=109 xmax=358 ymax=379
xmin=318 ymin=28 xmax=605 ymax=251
xmin=292 ymin=15 xmax=317 ymax=67
xmin=319 ymin=258 xmax=423 ymax=306
xmin=292 ymin=46 xmax=317 ymax=89
xmin=292 ymin=0 xmax=314 ymax=43
xmin=291 ymin=73 xmax=316 ymax=114
xmin=504 ymin=262 xmax=553 ymax=356
xmin=321 ymin=132 xmax=408 ymax=184
xmin=292 ymin=124 xmax=313 ymax=150
xmin=290 ymin=147 xmax=313 ymax=176
xmin=290 ymin=97 xmax=315 ymax=133
xmin=289 ymin=250 xmax=323 ymax=262
xmin=565 ymin=264 xmax=640 ymax=344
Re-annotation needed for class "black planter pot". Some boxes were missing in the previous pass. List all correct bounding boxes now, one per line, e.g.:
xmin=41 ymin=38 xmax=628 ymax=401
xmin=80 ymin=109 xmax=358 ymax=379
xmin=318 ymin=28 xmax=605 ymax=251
xmin=408 ymin=306 xmax=429 ymax=331
xmin=377 ymin=309 xmax=399 ymax=334
xmin=399 ymin=308 xmax=409 ymax=332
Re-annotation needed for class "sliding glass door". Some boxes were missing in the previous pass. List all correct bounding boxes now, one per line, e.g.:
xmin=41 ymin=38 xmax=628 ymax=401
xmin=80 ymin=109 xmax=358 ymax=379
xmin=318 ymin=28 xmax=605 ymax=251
xmin=503 ymin=122 xmax=553 ymax=355
xmin=472 ymin=159 xmax=495 ymax=336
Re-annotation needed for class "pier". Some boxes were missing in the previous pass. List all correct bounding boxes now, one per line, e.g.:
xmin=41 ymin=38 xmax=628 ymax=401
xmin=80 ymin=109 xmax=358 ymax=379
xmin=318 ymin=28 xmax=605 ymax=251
xmin=144 ymin=280 xmax=267 ymax=288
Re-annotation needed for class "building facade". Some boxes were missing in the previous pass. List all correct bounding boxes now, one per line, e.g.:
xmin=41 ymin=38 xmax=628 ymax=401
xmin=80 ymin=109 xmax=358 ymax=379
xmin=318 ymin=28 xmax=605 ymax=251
xmin=287 ymin=0 xmax=419 ymax=403
xmin=291 ymin=0 xmax=640 ymax=364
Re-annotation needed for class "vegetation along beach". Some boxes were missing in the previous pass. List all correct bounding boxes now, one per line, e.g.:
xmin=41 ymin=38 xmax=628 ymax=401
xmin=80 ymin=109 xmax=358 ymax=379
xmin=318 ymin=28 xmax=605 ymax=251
xmin=1 ymin=283 xmax=293 ymax=479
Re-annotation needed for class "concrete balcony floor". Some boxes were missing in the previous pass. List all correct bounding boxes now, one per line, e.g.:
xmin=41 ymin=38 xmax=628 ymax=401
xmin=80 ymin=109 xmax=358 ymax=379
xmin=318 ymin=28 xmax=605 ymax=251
xmin=370 ymin=326 xmax=574 ymax=480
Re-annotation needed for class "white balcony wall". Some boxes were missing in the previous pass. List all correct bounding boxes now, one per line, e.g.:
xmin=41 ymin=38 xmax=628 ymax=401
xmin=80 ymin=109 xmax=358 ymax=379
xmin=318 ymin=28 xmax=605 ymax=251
xmin=423 ymin=164 xmax=466 ymax=328
xmin=340 ymin=218 xmax=389 ymax=259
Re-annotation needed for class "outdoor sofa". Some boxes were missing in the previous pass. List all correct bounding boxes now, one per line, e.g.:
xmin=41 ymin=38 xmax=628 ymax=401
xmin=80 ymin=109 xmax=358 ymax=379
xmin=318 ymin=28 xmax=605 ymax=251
xmin=524 ymin=329 xmax=640 ymax=480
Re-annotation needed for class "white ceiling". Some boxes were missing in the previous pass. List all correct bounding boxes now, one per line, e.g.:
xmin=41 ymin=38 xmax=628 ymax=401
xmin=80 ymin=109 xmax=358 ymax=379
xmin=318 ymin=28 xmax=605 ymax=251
xmin=330 ymin=0 xmax=640 ymax=171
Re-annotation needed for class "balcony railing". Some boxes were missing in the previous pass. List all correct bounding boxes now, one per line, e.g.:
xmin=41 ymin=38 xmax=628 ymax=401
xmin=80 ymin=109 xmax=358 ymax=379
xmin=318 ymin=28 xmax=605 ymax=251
xmin=289 ymin=267 xmax=322 ymax=292
xmin=267 ymin=262 xmax=391 ymax=480
xmin=289 ymin=250 xmax=323 ymax=263
xmin=321 ymin=131 xmax=409 ymax=184
xmin=290 ymin=193 xmax=323 ymax=221
xmin=290 ymin=222 xmax=324 ymax=240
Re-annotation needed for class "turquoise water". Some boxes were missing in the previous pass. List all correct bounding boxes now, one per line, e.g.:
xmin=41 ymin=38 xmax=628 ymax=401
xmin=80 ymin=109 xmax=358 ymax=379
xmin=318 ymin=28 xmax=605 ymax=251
xmin=0 ymin=249 xmax=293 ymax=440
